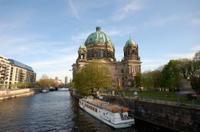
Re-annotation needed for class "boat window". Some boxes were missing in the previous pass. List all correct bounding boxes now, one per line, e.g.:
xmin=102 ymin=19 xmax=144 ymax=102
xmin=84 ymin=103 xmax=98 ymax=112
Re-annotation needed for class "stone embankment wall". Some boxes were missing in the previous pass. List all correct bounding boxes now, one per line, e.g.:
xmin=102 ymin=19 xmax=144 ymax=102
xmin=103 ymin=96 xmax=200 ymax=132
xmin=0 ymin=88 xmax=36 ymax=101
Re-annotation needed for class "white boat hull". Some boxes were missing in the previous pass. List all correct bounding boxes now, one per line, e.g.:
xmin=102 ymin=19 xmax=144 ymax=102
xmin=79 ymin=98 xmax=134 ymax=129
xmin=41 ymin=89 xmax=49 ymax=93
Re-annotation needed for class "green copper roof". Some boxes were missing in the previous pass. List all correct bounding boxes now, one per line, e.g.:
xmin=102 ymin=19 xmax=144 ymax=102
xmin=79 ymin=44 xmax=86 ymax=49
xmin=85 ymin=27 xmax=114 ymax=48
xmin=124 ymin=37 xmax=137 ymax=48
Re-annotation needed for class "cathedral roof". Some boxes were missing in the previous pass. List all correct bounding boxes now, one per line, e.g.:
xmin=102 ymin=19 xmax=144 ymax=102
xmin=85 ymin=27 xmax=114 ymax=48
xmin=79 ymin=44 xmax=86 ymax=49
xmin=124 ymin=37 xmax=137 ymax=48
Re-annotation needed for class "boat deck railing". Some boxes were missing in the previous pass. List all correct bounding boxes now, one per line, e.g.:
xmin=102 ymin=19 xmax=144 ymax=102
xmin=82 ymin=98 xmax=129 ymax=113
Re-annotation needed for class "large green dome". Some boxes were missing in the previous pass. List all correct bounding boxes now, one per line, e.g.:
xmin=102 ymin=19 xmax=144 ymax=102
xmin=85 ymin=27 xmax=114 ymax=48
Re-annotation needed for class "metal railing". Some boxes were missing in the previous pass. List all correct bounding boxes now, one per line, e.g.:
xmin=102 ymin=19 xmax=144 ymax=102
xmin=101 ymin=92 xmax=200 ymax=109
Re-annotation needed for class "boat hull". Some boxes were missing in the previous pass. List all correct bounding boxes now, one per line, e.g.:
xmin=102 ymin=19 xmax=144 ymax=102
xmin=79 ymin=99 xmax=134 ymax=129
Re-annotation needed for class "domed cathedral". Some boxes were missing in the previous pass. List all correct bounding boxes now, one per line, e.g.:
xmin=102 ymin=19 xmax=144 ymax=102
xmin=72 ymin=27 xmax=141 ymax=89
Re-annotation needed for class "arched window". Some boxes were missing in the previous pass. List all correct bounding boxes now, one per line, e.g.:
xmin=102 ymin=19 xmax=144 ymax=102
xmin=94 ymin=50 xmax=97 ymax=58
xmin=103 ymin=50 xmax=106 ymax=57
xmin=81 ymin=54 xmax=84 ymax=59
xmin=127 ymin=50 xmax=130 ymax=55
xmin=100 ymin=50 xmax=103 ymax=57
xmin=132 ymin=50 xmax=135 ymax=54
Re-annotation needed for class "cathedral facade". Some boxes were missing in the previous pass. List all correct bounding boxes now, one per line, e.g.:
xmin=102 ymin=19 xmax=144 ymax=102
xmin=72 ymin=27 xmax=141 ymax=89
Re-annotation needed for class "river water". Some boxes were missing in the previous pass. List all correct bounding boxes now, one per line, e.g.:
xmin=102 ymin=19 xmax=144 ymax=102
xmin=0 ymin=89 xmax=171 ymax=132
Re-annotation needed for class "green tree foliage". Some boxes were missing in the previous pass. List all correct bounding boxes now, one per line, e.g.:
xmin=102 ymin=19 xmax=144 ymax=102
xmin=191 ymin=76 xmax=200 ymax=93
xmin=36 ymin=79 xmax=60 ymax=88
xmin=73 ymin=63 xmax=112 ymax=96
xmin=134 ymin=72 xmax=142 ymax=88
xmin=174 ymin=59 xmax=200 ymax=93
xmin=161 ymin=60 xmax=181 ymax=91
xmin=10 ymin=82 xmax=34 ymax=89
xmin=141 ymin=59 xmax=200 ymax=93
xmin=65 ymin=82 xmax=74 ymax=88
xmin=142 ymin=70 xmax=162 ymax=90
xmin=190 ymin=61 xmax=200 ymax=93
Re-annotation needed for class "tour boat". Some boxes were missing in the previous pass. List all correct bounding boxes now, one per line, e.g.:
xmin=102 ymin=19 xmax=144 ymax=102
xmin=79 ymin=97 xmax=134 ymax=129
xmin=41 ymin=89 xmax=49 ymax=93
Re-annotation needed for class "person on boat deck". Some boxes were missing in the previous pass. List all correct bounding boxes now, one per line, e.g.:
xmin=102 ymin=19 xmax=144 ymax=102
xmin=123 ymin=112 xmax=128 ymax=119
xmin=120 ymin=110 xmax=128 ymax=120
xmin=122 ymin=112 xmax=128 ymax=119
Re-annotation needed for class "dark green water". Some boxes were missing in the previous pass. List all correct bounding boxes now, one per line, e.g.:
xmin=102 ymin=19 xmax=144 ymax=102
xmin=0 ymin=89 xmax=172 ymax=132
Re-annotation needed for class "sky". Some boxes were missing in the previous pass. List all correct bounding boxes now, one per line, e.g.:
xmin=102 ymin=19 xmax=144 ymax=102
xmin=0 ymin=0 xmax=200 ymax=82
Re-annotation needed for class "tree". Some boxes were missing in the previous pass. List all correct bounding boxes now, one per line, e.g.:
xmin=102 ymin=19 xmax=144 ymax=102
xmin=141 ymin=70 xmax=162 ymax=90
xmin=161 ymin=60 xmax=181 ymax=91
xmin=37 ymin=79 xmax=50 ymax=88
xmin=141 ymin=59 xmax=200 ymax=93
xmin=134 ymin=72 xmax=141 ymax=88
xmin=177 ymin=59 xmax=200 ymax=93
xmin=73 ymin=62 xmax=112 ymax=96
xmin=191 ymin=76 xmax=200 ymax=93
xmin=36 ymin=78 xmax=60 ymax=88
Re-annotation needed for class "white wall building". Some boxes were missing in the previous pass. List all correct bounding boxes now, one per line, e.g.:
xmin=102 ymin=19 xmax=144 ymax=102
xmin=0 ymin=55 xmax=36 ymax=89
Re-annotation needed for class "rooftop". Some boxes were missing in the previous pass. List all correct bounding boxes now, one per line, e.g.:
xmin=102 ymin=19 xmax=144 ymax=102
xmin=8 ymin=59 xmax=34 ymax=71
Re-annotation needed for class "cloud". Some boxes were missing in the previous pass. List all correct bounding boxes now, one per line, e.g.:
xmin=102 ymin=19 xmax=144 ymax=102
xmin=0 ymin=34 xmax=66 ymax=57
xmin=30 ymin=53 xmax=77 ymax=81
xmin=106 ymin=29 xmax=122 ymax=37
xmin=143 ymin=15 xmax=182 ymax=28
xmin=112 ymin=0 xmax=144 ymax=21
xmin=143 ymin=13 xmax=200 ymax=29
xmin=71 ymin=31 xmax=91 ymax=43
xmin=142 ymin=59 xmax=167 ymax=72
xmin=191 ymin=18 xmax=200 ymax=26
xmin=0 ymin=30 xmax=77 ymax=81
xmin=191 ymin=44 xmax=200 ymax=51
xmin=142 ymin=50 xmax=198 ymax=72
xmin=166 ymin=52 xmax=195 ymax=60
xmin=68 ymin=0 xmax=80 ymax=19
xmin=166 ymin=45 xmax=200 ymax=60
xmin=104 ymin=26 xmax=137 ymax=39
xmin=30 ymin=54 xmax=76 ymax=69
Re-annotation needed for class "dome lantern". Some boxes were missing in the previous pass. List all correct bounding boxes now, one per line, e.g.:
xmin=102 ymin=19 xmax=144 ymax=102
xmin=96 ymin=26 xmax=101 ymax=31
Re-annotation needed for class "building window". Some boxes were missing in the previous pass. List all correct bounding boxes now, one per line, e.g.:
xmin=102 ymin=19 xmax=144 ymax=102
xmin=100 ymin=50 xmax=103 ymax=57
xmin=81 ymin=54 xmax=84 ymax=59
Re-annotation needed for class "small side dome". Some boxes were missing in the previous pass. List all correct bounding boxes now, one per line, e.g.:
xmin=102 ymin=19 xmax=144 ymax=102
xmin=79 ymin=44 xmax=86 ymax=49
xmin=124 ymin=37 xmax=137 ymax=48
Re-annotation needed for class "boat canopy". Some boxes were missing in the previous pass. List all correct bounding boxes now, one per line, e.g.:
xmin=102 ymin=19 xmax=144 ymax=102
xmin=84 ymin=98 xmax=129 ymax=113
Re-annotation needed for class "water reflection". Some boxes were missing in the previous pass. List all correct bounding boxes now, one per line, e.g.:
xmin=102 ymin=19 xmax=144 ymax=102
xmin=0 ymin=89 xmax=172 ymax=132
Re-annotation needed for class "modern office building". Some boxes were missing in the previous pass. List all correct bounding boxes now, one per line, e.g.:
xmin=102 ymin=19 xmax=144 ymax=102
xmin=72 ymin=27 xmax=141 ymax=89
xmin=0 ymin=56 xmax=36 ymax=89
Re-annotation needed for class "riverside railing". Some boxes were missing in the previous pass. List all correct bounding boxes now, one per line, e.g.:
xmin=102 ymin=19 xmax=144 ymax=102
xmin=101 ymin=91 xmax=200 ymax=109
